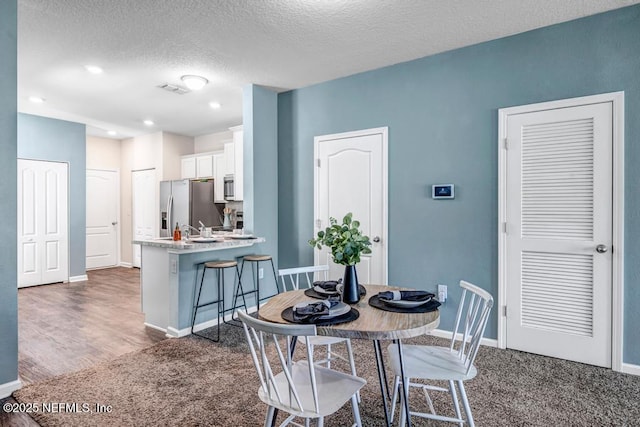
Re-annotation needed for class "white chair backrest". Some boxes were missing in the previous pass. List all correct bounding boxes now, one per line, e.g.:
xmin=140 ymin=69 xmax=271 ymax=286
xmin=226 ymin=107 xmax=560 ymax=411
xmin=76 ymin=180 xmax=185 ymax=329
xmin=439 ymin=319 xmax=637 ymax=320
xmin=449 ymin=280 xmax=494 ymax=374
xmin=278 ymin=265 xmax=330 ymax=291
xmin=238 ymin=311 xmax=322 ymax=414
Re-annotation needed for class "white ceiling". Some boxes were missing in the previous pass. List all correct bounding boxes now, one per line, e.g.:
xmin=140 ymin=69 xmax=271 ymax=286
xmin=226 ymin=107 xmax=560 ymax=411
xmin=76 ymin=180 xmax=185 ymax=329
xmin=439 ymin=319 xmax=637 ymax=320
xmin=17 ymin=0 xmax=638 ymax=140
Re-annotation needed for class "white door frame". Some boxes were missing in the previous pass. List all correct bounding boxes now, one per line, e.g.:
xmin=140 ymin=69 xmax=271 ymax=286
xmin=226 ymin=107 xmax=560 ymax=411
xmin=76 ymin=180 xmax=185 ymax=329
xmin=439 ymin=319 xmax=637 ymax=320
xmin=498 ymin=91 xmax=625 ymax=372
xmin=86 ymin=168 xmax=121 ymax=269
xmin=313 ymin=127 xmax=389 ymax=285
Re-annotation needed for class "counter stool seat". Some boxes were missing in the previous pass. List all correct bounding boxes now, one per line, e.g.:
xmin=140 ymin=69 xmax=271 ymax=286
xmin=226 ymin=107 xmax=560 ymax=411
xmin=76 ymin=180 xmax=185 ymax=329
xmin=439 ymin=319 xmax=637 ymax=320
xmin=242 ymin=254 xmax=272 ymax=262
xmin=192 ymin=259 xmax=241 ymax=342
xmin=205 ymin=260 xmax=238 ymax=268
xmin=231 ymin=254 xmax=279 ymax=320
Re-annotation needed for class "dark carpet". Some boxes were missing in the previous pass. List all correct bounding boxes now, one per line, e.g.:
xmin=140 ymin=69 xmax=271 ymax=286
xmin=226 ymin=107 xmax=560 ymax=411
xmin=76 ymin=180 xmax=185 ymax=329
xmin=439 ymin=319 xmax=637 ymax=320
xmin=12 ymin=324 xmax=640 ymax=426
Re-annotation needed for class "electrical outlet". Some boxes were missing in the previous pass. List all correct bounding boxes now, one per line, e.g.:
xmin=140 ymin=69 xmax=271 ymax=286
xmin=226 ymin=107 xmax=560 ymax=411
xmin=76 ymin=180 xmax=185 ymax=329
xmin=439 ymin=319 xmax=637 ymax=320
xmin=259 ymin=268 xmax=264 ymax=279
xmin=438 ymin=284 xmax=447 ymax=302
xmin=170 ymin=259 xmax=177 ymax=274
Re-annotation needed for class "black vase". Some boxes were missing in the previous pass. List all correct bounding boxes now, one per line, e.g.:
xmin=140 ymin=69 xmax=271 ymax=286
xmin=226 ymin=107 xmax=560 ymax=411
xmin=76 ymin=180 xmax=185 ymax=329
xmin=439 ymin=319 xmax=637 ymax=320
xmin=342 ymin=265 xmax=360 ymax=304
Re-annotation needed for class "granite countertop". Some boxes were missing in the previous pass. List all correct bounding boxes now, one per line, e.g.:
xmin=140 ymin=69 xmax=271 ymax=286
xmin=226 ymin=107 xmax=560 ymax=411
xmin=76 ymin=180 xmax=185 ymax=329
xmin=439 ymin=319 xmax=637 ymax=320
xmin=132 ymin=235 xmax=265 ymax=254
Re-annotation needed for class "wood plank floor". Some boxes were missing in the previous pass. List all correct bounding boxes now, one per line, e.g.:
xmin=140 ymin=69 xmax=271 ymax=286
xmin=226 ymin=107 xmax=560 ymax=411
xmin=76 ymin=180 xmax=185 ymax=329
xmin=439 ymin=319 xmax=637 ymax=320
xmin=1 ymin=267 xmax=166 ymax=426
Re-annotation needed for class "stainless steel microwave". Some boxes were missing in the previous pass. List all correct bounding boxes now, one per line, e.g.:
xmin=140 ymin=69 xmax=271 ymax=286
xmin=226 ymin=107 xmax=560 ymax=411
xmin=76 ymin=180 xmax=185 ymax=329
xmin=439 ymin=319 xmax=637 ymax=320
xmin=224 ymin=175 xmax=234 ymax=200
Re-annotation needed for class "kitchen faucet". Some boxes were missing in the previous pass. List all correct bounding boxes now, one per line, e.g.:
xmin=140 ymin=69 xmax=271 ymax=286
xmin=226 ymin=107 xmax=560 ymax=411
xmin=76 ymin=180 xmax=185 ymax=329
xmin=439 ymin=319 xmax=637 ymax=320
xmin=181 ymin=224 xmax=201 ymax=239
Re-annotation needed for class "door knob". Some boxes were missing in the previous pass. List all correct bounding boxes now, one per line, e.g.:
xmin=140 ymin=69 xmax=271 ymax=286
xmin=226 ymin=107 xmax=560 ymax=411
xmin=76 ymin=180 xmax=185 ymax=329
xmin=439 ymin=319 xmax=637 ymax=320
xmin=595 ymin=244 xmax=608 ymax=253
xmin=112 ymin=221 xmax=118 ymax=226
xmin=373 ymin=236 xmax=381 ymax=243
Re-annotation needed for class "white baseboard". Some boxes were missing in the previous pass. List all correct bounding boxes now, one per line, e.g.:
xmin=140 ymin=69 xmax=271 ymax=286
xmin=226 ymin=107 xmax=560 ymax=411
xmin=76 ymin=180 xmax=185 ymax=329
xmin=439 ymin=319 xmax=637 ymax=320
xmin=166 ymin=305 xmax=259 ymax=338
xmin=622 ymin=362 xmax=640 ymax=376
xmin=429 ymin=328 xmax=498 ymax=348
xmin=68 ymin=275 xmax=88 ymax=283
xmin=0 ymin=379 xmax=22 ymax=399
xmin=144 ymin=322 xmax=167 ymax=333
xmin=119 ymin=262 xmax=132 ymax=268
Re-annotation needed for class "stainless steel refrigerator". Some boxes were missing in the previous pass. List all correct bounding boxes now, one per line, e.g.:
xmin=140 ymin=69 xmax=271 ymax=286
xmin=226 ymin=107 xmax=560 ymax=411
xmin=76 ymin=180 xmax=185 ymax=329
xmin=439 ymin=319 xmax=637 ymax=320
xmin=159 ymin=179 xmax=223 ymax=237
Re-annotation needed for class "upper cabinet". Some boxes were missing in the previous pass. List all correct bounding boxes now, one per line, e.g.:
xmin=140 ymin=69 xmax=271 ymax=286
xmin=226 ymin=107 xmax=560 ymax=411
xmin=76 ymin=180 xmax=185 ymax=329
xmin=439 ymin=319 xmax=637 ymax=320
xmin=224 ymin=141 xmax=235 ymax=175
xmin=181 ymin=156 xmax=196 ymax=179
xmin=196 ymin=154 xmax=214 ymax=178
xmin=213 ymin=153 xmax=225 ymax=203
xmin=180 ymin=125 xmax=242 ymax=201
xmin=230 ymin=125 xmax=244 ymax=201
xmin=181 ymin=152 xmax=218 ymax=180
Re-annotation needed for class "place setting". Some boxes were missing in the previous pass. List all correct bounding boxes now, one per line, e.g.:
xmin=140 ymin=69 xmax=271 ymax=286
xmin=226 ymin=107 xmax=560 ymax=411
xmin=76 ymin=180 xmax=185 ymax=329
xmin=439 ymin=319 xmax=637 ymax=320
xmin=304 ymin=279 xmax=366 ymax=299
xmin=281 ymin=298 xmax=359 ymax=325
xmin=368 ymin=289 xmax=441 ymax=313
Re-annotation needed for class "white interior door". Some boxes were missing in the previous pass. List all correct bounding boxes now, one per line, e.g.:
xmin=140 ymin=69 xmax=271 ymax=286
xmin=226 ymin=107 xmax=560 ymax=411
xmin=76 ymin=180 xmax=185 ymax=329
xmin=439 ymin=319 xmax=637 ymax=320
xmin=505 ymin=102 xmax=613 ymax=367
xmin=314 ymin=128 xmax=387 ymax=285
xmin=132 ymin=169 xmax=156 ymax=268
xmin=18 ymin=159 xmax=69 ymax=288
xmin=86 ymin=169 xmax=119 ymax=269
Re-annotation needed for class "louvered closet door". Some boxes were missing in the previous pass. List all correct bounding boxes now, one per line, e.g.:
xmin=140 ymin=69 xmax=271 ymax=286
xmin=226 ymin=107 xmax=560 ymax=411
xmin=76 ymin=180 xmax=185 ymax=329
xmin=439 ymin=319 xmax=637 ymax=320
xmin=505 ymin=102 xmax=612 ymax=367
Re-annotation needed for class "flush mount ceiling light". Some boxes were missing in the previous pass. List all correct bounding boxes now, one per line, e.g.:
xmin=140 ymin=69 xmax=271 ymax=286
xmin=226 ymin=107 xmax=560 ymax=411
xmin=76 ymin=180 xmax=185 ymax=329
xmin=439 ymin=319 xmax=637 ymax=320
xmin=29 ymin=96 xmax=45 ymax=103
xmin=107 ymin=130 xmax=117 ymax=136
xmin=181 ymin=75 xmax=208 ymax=91
xmin=143 ymin=120 xmax=154 ymax=126
xmin=85 ymin=65 xmax=103 ymax=74
xmin=209 ymin=102 xmax=221 ymax=109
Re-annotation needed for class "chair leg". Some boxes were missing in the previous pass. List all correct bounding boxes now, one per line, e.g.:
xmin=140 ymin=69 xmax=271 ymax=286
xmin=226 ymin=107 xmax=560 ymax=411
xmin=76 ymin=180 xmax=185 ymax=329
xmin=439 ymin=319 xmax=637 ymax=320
xmin=389 ymin=376 xmax=400 ymax=422
xmin=317 ymin=416 xmax=324 ymax=427
xmin=457 ymin=380 xmax=475 ymax=427
xmin=398 ymin=376 xmax=410 ymax=427
xmin=231 ymin=262 xmax=249 ymax=322
xmin=326 ymin=343 xmax=332 ymax=369
xmin=344 ymin=339 xmax=360 ymax=403
xmin=191 ymin=266 xmax=206 ymax=334
xmin=231 ymin=262 xmax=244 ymax=316
xmin=263 ymin=406 xmax=275 ymax=427
xmin=448 ymin=380 xmax=463 ymax=427
xmin=254 ymin=261 xmax=260 ymax=310
xmin=269 ymin=258 xmax=280 ymax=294
xmin=215 ymin=269 xmax=223 ymax=341
xmin=351 ymin=394 xmax=362 ymax=427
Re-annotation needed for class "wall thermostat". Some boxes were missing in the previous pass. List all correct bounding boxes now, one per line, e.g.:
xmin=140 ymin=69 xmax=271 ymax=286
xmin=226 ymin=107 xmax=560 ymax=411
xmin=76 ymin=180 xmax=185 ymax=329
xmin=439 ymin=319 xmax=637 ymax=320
xmin=432 ymin=184 xmax=454 ymax=199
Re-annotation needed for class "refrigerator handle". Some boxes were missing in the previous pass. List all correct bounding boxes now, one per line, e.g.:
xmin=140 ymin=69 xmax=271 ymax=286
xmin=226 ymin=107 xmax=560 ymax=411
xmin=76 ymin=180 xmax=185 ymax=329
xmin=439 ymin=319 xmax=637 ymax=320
xmin=167 ymin=195 xmax=173 ymax=237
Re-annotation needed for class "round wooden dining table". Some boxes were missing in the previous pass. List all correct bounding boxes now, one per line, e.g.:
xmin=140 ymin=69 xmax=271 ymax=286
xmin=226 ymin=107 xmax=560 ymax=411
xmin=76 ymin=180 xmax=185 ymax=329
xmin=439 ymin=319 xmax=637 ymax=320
xmin=258 ymin=284 xmax=440 ymax=427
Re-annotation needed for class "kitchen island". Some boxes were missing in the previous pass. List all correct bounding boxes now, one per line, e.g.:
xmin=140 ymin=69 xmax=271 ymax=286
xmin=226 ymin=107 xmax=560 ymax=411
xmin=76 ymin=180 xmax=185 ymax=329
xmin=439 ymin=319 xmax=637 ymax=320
xmin=133 ymin=236 xmax=271 ymax=337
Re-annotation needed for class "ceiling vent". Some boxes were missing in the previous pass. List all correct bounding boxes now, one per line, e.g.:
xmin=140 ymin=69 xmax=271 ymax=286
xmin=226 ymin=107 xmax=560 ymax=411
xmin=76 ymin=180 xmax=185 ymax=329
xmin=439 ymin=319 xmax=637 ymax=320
xmin=157 ymin=83 xmax=190 ymax=95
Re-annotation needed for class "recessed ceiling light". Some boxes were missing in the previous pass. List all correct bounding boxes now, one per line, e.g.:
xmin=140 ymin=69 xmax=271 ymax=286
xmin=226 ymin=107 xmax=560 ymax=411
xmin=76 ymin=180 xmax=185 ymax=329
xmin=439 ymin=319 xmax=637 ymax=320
xmin=181 ymin=75 xmax=208 ymax=91
xmin=85 ymin=65 xmax=103 ymax=74
xmin=107 ymin=130 xmax=117 ymax=136
xmin=143 ymin=120 xmax=154 ymax=126
xmin=29 ymin=96 xmax=45 ymax=103
xmin=209 ymin=102 xmax=221 ymax=109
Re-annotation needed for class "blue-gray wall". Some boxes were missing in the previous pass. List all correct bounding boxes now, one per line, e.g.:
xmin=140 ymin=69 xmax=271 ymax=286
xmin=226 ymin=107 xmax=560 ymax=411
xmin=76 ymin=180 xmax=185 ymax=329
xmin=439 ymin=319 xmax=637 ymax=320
xmin=17 ymin=113 xmax=86 ymax=277
xmin=244 ymin=84 xmax=280 ymax=296
xmin=278 ymin=5 xmax=640 ymax=364
xmin=0 ymin=0 xmax=18 ymax=388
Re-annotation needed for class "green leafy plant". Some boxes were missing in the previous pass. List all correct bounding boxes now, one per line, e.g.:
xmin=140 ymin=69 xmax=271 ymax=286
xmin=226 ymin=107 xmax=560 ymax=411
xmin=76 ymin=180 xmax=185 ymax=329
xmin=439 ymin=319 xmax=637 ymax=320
xmin=309 ymin=212 xmax=372 ymax=266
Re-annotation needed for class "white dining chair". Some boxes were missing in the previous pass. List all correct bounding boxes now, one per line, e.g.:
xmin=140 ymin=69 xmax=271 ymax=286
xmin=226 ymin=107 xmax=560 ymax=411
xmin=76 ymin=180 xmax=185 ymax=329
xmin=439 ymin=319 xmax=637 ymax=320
xmin=278 ymin=266 xmax=359 ymax=379
xmin=238 ymin=311 xmax=366 ymax=427
xmin=387 ymin=280 xmax=494 ymax=427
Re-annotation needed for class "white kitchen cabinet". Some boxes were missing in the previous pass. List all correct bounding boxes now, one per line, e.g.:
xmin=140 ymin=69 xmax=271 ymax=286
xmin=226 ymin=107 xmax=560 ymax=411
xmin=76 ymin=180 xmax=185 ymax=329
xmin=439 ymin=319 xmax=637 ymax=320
xmin=196 ymin=154 xmax=214 ymax=178
xmin=214 ymin=153 xmax=225 ymax=203
xmin=224 ymin=141 xmax=235 ymax=175
xmin=181 ymin=156 xmax=196 ymax=179
xmin=181 ymin=153 xmax=221 ymax=179
xmin=230 ymin=125 xmax=243 ymax=201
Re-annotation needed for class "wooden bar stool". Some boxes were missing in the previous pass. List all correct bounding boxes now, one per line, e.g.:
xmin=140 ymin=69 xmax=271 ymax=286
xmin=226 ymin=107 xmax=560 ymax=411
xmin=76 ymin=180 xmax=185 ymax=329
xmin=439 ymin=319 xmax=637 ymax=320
xmin=191 ymin=259 xmax=241 ymax=342
xmin=231 ymin=254 xmax=279 ymax=318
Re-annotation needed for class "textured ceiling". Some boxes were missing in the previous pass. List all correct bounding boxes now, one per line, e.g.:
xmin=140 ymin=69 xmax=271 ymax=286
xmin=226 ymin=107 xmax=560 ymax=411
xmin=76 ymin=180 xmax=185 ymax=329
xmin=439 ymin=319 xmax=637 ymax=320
xmin=17 ymin=0 xmax=639 ymax=139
